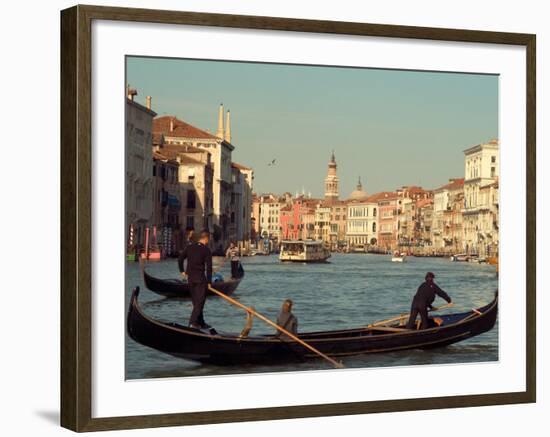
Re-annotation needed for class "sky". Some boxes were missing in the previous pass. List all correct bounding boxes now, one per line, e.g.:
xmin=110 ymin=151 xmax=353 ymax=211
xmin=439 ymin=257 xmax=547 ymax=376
xmin=127 ymin=56 xmax=498 ymax=198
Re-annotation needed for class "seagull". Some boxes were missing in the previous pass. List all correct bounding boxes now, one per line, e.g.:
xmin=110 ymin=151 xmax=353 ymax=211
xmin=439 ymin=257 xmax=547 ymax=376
xmin=268 ymin=159 xmax=276 ymax=166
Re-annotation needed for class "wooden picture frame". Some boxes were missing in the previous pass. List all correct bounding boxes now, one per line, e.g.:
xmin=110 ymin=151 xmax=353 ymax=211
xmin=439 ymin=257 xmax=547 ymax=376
xmin=60 ymin=4 xmax=536 ymax=432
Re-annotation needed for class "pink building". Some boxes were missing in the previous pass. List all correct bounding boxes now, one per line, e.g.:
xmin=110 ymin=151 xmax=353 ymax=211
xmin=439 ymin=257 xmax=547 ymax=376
xmin=280 ymin=196 xmax=320 ymax=240
xmin=374 ymin=192 xmax=401 ymax=251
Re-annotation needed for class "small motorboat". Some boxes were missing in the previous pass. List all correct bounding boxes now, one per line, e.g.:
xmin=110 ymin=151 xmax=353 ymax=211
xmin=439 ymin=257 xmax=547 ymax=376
xmin=450 ymin=253 xmax=469 ymax=262
xmin=391 ymin=252 xmax=407 ymax=262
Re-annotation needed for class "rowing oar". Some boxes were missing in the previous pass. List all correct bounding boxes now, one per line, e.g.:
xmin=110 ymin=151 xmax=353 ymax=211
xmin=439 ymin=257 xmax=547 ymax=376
xmin=207 ymin=285 xmax=344 ymax=369
xmin=368 ymin=303 xmax=455 ymax=328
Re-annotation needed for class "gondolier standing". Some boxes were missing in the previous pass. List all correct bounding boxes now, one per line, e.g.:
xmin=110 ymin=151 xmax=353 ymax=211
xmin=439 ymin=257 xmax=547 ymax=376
xmin=225 ymin=241 xmax=241 ymax=279
xmin=406 ymin=272 xmax=452 ymax=330
xmin=178 ymin=229 xmax=213 ymax=329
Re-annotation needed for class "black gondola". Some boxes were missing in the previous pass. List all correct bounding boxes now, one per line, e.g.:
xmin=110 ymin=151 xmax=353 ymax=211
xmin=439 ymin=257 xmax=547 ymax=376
xmin=127 ymin=287 xmax=498 ymax=366
xmin=141 ymin=263 xmax=244 ymax=298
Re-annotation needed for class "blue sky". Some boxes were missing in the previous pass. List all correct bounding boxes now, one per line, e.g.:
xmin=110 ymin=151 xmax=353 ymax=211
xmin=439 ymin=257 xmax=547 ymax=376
xmin=127 ymin=56 xmax=498 ymax=198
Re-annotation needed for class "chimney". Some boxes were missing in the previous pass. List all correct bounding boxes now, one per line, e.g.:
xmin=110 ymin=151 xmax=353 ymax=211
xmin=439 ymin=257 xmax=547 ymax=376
xmin=224 ymin=110 xmax=232 ymax=143
xmin=216 ymin=103 xmax=224 ymax=139
xmin=146 ymin=96 xmax=152 ymax=110
xmin=126 ymin=85 xmax=137 ymax=101
xmin=169 ymin=117 xmax=174 ymax=132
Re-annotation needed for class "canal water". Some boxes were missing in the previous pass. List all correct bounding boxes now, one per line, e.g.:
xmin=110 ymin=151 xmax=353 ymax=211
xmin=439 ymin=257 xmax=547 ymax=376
xmin=125 ymin=253 xmax=498 ymax=379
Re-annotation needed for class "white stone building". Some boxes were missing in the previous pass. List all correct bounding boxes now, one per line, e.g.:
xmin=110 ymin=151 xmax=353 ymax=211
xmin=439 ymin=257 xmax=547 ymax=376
xmin=462 ymin=139 xmax=499 ymax=256
xmin=345 ymin=178 xmax=378 ymax=248
xmin=256 ymin=194 xmax=285 ymax=241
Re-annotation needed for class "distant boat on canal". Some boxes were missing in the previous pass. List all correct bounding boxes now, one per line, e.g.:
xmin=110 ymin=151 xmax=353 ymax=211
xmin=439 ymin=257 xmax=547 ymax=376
xmin=450 ymin=253 xmax=469 ymax=262
xmin=391 ymin=251 xmax=407 ymax=262
xmin=279 ymin=240 xmax=331 ymax=263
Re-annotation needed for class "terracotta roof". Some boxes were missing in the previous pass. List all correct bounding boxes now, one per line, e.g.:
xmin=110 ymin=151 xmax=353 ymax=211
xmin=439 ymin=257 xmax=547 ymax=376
xmin=400 ymin=185 xmax=424 ymax=192
xmin=434 ymin=178 xmax=465 ymax=192
xmin=153 ymin=116 xmax=219 ymax=141
xmin=152 ymin=132 xmax=164 ymax=146
xmin=304 ymin=199 xmax=322 ymax=207
xmin=153 ymin=151 xmax=179 ymax=165
xmin=416 ymin=198 xmax=434 ymax=208
xmin=321 ymin=199 xmax=348 ymax=208
xmin=366 ymin=192 xmax=398 ymax=202
xmin=177 ymin=155 xmax=204 ymax=166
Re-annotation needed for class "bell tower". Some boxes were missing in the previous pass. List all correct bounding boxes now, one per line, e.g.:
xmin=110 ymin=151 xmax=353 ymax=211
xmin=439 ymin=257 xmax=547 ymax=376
xmin=324 ymin=151 xmax=339 ymax=202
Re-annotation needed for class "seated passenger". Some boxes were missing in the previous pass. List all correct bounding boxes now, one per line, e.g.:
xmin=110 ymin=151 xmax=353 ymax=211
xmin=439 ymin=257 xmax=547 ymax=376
xmin=275 ymin=299 xmax=298 ymax=338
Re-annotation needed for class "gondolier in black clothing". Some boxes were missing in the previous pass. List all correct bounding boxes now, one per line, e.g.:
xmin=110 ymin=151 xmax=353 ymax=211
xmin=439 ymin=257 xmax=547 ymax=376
xmin=178 ymin=229 xmax=213 ymax=329
xmin=406 ymin=272 xmax=452 ymax=330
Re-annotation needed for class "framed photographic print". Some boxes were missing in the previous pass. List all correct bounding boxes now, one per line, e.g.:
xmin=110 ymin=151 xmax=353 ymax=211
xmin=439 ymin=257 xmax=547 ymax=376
xmin=60 ymin=4 xmax=536 ymax=432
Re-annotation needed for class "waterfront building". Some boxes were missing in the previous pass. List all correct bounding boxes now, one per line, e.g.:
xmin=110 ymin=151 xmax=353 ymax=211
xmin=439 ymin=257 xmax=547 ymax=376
xmin=231 ymin=163 xmax=254 ymax=252
xmin=416 ymin=198 xmax=434 ymax=247
xmin=300 ymin=202 xmax=317 ymax=240
xmin=152 ymin=151 xmax=180 ymax=255
xmin=375 ymin=192 xmax=401 ymax=251
xmin=327 ymin=200 xmax=348 ymax=250
xmin=396 ymin=185 xmax=432 ymax=201
xmin=476 ymin=179 xmax=499 ymax=257
xmin=394 ymin=186 xmax=432 ymax=250
xmin=314 ymin=206 xmax=331 ymax=243
xmin=449 ymin=187 xmax=466 ymax=253
xmin=345 ymin=178 xmax=378 ymax=249
xmin=280 ymin=195 xmax=320 ymax=241
xmin=431 ymin=178 xmax=465 ymax=253
xmin=153 ymin=104 xmax=237 ymax=252
xmin=280 ymin=205 xmax=294 ymax=240
xmin=398 ymin=197 xmax=415 ymax=248
xmin=126 ymin=88 xmax=156 ymax=249
xmin=254 ymin=193 xmax=287 ymax=243
xmin=160 ymin=144 xmax=214 ymax=247
xmin=462 ymin=139 xmax=499 ymax=256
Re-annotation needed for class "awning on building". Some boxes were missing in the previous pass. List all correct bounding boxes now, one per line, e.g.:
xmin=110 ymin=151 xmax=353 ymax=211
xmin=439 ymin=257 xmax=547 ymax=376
xmin=167 ymin=194 xmax=181 ymax=209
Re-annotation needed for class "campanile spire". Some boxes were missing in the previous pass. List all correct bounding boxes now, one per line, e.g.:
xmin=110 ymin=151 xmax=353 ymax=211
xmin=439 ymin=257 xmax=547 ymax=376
xmin=324 ymin=151 xmax=339 ymax=202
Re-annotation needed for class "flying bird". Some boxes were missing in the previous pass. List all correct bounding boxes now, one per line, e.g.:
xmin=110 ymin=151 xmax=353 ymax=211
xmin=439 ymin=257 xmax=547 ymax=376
xmin=268 ymin=159 xmax=276 ymax=166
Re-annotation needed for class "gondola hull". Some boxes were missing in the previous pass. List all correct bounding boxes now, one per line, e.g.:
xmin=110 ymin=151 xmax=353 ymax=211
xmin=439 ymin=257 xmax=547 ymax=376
xmin=142 ymin=268 xmax=243 ymax=298
xmin=127 ymin=287 xmax=498 ymax=365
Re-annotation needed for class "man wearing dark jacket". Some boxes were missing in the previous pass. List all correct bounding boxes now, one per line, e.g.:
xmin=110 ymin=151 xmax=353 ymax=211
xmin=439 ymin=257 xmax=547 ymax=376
xmin=178 ymin=229 xmax=213 ymax=329
xmin=406 ymin=272 xmax=452 ymax=330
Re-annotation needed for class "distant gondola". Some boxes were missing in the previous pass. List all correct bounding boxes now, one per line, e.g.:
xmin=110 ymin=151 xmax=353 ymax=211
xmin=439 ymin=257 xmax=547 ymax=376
xmin=141 ymin=263 xmax=244 ymax=298
xmin=127 ymin=287 xmax=498 ymax=366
